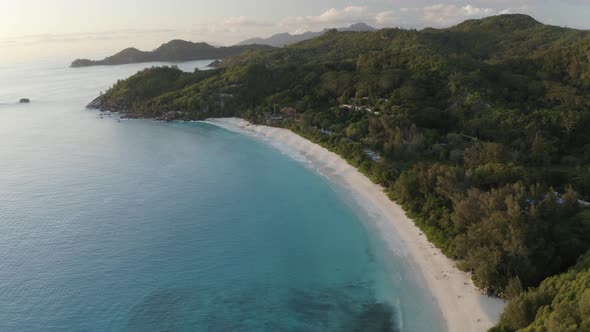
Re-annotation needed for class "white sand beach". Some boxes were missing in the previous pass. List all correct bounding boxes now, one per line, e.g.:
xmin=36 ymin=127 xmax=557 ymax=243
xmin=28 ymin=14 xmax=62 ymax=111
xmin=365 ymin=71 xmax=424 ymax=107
xmin=206 ymin=117 xmax=505 ymax=332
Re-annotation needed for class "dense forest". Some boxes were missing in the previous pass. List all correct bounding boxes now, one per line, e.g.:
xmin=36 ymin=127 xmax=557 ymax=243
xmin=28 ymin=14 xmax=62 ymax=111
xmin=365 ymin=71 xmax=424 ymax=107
xmin=492 ymin=251 xmax=590 ymax=331
xmin=89 ymin=14 xmax=590 ymax=331
xmin=70 ymin=40 xmax=272 ymax=67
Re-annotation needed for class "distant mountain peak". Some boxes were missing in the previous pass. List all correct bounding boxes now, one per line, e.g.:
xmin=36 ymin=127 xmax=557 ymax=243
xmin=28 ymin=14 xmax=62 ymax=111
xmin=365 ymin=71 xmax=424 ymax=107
xmin=236 ymin=22 xmax=375 ymax=47
xmin=344 ymin=22 xmax=376 ymax=32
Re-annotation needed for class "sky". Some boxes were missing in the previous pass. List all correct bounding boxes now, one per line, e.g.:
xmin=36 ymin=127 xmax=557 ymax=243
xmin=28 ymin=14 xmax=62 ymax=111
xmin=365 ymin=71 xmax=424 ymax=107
xmin=1 ymin=0 xmax=589 ymax=62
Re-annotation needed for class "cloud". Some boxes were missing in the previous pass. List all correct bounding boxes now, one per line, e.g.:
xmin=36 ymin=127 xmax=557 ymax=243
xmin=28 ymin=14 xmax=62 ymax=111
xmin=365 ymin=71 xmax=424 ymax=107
xmin=183 ymin=3 xmax=530 ymax=43
xmin=2 ymin=4 xmax=531 ymax=48
xmin=370 ymin=3 xmax=534 ymax=28
xmin=222 ymin=16 xmax=272 ymax=28
xmin=316 ymin=6 xmax=369 ymax=23
xmin=422 ymin=4 xmax=496 ymax=25
xmin=2 ymin=3 xmax=542 ymax=62
xmin=375 ymin=11 xmax=396 ymax=25
xmin=279 ymin=6 xmax=370 ymax=31
xmin=0 ymin=29 xmax=179 ymax=47
xmin=274 ymin=3 xmax=527 ymax=32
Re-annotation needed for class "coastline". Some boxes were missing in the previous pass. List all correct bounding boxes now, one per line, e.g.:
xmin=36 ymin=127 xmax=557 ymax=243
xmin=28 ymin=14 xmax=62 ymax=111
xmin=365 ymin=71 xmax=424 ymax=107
xmin=206 ymin=117 xmax=505 ymax=332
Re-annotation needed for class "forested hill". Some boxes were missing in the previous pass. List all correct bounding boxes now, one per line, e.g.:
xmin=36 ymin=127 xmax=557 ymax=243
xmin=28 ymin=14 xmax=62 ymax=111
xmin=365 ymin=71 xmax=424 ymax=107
xmin=90 ymin=14 xmax=590 ymax=330
xmin=70 ymin=40 xmax=273 ymax=67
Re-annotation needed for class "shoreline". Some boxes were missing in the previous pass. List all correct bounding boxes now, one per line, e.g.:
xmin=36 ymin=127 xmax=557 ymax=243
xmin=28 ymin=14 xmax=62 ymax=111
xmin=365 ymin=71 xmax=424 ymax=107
xmin=206 ymin=117 xmax=505 ymax=332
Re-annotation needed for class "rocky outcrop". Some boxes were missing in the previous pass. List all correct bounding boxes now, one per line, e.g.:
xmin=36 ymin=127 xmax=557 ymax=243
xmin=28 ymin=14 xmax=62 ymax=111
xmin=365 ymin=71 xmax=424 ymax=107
xmin=86 ymin=95 xmax=104 ymax=109
xmin=86 ymin=95 xmax=126 ymax=113
xmin=207 ymin=60 xmax=223 ymax=68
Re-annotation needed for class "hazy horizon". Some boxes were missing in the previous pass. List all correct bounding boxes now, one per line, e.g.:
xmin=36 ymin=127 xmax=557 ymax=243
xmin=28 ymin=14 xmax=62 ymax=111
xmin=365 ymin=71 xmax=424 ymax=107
xmin=2 ymin=0 xmax=590 ymax=63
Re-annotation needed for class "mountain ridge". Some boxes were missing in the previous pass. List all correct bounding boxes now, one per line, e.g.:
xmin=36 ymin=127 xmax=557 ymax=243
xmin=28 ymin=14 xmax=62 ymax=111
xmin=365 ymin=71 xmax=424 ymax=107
xmin=236 ymin=22 xmax=376 ymax=47
xmin=70 ymin=40 xmax=273 ymax=67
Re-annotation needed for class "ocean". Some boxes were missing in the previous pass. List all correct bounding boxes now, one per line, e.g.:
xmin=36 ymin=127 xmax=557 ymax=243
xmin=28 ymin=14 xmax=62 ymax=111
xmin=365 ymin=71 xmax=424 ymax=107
xmin=0 ymin=59 xmax=443 ymax=331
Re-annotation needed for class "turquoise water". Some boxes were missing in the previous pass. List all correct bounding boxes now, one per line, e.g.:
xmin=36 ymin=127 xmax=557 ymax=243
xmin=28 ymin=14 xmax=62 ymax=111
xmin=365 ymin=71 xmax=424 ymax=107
xmin=0 ymin=60 xmax=443 ymax=331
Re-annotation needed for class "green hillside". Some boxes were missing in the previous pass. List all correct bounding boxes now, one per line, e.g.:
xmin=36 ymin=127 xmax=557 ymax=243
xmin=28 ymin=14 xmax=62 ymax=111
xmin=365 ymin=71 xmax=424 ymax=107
xmin=90 ymin=14 xmax=590 ymax=330
xmin=70 ymin=40 xmax=273 ymax=67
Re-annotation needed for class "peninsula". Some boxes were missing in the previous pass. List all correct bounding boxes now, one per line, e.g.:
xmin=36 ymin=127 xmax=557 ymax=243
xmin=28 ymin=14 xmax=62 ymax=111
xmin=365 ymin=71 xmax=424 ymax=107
xmin=70 ymin=39 xmax=273 ymax=67
xmin=90 ymin=14 xmax=590 ymax=331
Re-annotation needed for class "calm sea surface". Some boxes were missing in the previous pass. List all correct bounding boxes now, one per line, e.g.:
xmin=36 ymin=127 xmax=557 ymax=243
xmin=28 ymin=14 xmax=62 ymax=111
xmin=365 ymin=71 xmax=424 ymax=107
xmin=0 ymin=59 xmax=443 ymax=331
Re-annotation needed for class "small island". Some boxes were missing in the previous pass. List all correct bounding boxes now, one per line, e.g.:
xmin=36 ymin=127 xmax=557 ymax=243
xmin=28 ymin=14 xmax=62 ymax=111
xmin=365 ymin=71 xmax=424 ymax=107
xmin=19 ymin=98 xmax=30 ymax=103
xmin=70 ymin=40 xmax=273 ymax=67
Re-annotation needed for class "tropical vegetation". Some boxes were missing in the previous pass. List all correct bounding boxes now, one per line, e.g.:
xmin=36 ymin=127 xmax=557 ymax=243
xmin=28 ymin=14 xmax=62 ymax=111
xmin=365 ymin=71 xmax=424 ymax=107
xmin=89 ymin=14 xmax=590 ymax=330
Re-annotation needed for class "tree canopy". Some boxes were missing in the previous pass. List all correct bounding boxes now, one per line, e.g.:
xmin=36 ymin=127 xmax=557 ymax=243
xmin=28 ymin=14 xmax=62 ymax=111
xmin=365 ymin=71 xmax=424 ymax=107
xmin=91 ymin=14 xmax=590 ymax=331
